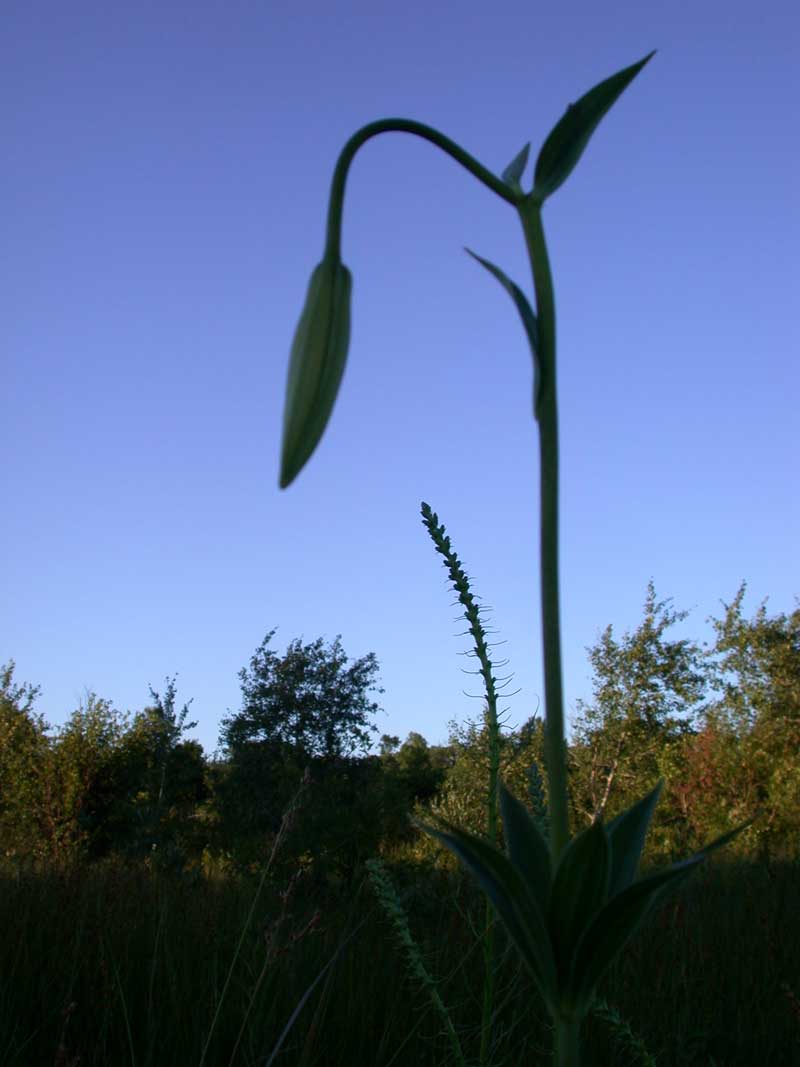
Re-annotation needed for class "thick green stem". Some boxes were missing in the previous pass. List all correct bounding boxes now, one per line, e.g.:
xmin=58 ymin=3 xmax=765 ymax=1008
xmin=517 ymin=198 xmax=570 ymax=866
xmin=324 ymin=119 xmax=521 ymax=260
xmin=554 ymin=1017 xmax=582 ymax=1067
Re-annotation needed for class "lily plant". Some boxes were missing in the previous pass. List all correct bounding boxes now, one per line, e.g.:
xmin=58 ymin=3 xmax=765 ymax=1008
xmin=278 ymin=52 xmax=752 ymax=1066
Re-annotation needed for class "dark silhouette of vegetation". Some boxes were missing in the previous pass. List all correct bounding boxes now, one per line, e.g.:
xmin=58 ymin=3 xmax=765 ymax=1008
xmin=2 ymin=588 xmax=799 ymax=875
xmin=1 ymin=588 xmax=798 ymax=1063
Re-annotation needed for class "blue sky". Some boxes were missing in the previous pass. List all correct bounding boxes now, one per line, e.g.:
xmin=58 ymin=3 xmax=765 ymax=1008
xmin=4 ymin=1 xmax=798 ymax=757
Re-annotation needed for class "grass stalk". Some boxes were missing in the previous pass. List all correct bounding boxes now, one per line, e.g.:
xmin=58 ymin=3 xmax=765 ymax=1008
xmin=366 ymin=858 xmax=467 ymax=1067
xmin=421 ymin=501 xmax=514 ymax=1065
xmin=198 ymin=768 xmax=310 ymax=1067
xmin=589 ymin=998 xmax=657 ymax=1067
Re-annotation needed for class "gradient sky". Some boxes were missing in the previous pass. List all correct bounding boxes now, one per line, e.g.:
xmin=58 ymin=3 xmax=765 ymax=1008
xmin=4 ymin=1 xmax=798 ymax=757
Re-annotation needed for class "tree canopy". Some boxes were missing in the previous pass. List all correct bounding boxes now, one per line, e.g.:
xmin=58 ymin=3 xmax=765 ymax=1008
xmin=219 ymin=629 xmax=383 ymax=760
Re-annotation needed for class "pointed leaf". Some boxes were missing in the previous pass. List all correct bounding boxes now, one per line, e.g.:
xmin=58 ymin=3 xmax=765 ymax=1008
xmin=465 ymin=249 xmax=542 ymax=418
xmin=415 ymin=817 xmax=558 ymax=1008
xmin=501 ymin=142 xmax=531 ymax=190
xmin=605 ymin=780 xmax=663 ymax=897
xmin=499 ymin=781 xmax=551 ymax=916
xmin=568 ymin=855 xmax=702 ymax=1017
xmin=696 ymin=817 xmax=756 ymax=861
xmin=280 ymin=256 xmax=352 ymax=488
xmin=647 ymin=816 xmax=756 ymax=915
xmin=548 ymin=820 xmax=609 ymax=981
xmin=533 ymin=51 xmax=655 ymax=202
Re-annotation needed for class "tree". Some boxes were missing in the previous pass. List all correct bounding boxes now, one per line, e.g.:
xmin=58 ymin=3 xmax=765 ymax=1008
xmin=120 ymin=677 xmax=204 ymax=867
xmin=706 ymin=582 xmax=800 ymax=732
xmin=0 ymin=661 xmax=49 ymax=859
xmin=212 ymin=631 xmax=383 ymax=876
xmin=394 ymin=731 xmax=448 ymax=803
xmin=568 ymin=582 xmax=707 ymax=852
xmin=689 ymin=584 xmax=800 ymax=861
xmin=220 ymin=629 xmax=383 ymax=760
xmin=378 ymin=733 xmax=401 ymax=758
xmin=44 ymin=693 xmax=128 ymax=863
xmin=0 ymin=667 xmax=133 ymax=864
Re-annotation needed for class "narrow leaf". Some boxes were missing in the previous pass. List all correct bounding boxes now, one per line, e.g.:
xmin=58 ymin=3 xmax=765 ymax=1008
xmin=696 ymin=817 xmax=756 ymax=861
xmin=548 ymin=820 xmax=609 ymax=981
xmin=605 ymin=780 xmax=663 ymax=897
xmin=415 ymin=817 xmax=558 ymax=1008
xmin=465 ymin=249 xmax=542 ymax=419
xmin=533 ymin=51 xmax=655 ymax=202
xmin=501 ymin=142 xmax=531 ymax=190
xmin=499 ymin=781 xmax=551 ymax=916
xmin=280 ymin=256 xmax=352 ymax=489
xmin=568 ymin=855 xmax=702 ymax=1017
xmin=647 ymin=816 xmax=756 ymax=914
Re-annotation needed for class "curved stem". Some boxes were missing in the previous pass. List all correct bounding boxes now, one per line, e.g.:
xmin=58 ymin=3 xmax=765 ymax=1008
xmin=518 ymin=197 xmax=570 ymax=866
xmin=324 ymin=119 xmax=521 ymax=260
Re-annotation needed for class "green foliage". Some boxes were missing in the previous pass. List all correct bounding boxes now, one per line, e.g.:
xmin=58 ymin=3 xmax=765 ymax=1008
xmin=366 ymin=857 xmax=467 ymax=1067
xmin=421 ymin=502 xmax=511 ymax=846
xmin=682 ymin=585 xmax=800 ymax=862
xmin=0 ymin=661 xmax=49 ymax=858
xmin=392 ymin=731 xmax=449 ymax=804
xmin=411 ymin=715 xmax=547 ymax=867
xmin=45 ymin=693 xmax=129 ymax=863
xmin=119 ymin=678 xmax=205 ymax=868
xmin=531 ymin=52 xmax=655 ymax=201
xmin=568 ymin=582 xmax=707 ymax=857
xmin=706 ymin=581 xmax=800 ymax=732
xmin=418 ymin=778 xmax=750 ymax=1036
xmin=214 ymin=632 xmax=385 ymax=883
xmin=422 ymin=498 xmax=535 ymax=1065
xmin=0 ymin=668 xmax=208 ymax=871
xmin=0 ymin=857 xmax=796 ymax=1066
xmin=205 ymin=741 xmax=307 ymax=872
xmin=221 ymin=629 xmax=382 ymax=760
xmin=4 ymin=583 xmax=797 ymax=882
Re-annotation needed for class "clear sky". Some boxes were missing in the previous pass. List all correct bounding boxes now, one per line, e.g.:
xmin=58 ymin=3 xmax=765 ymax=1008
xmin=4 ymin=1 xmax=798 ymax=757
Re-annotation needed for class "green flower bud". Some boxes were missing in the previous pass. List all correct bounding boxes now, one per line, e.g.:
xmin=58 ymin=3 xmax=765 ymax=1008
xmin=279 ymin=255 xmax=352 ymax=489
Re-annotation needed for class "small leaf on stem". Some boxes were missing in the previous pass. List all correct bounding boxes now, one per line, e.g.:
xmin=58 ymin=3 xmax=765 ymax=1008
xmin=465 ymin=249 xmax=542 ymax=418
xmin=501 ymin=142 xmax=531 ymax=190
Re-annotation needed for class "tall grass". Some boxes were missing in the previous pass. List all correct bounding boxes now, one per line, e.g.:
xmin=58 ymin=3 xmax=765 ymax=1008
xmin=0 ymin=854 xmax=797 ymax=1065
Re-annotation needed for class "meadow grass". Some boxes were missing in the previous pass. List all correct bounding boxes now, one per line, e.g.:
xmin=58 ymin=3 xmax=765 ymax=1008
xmin=1 ymin=853 xmax=797 ymax=1065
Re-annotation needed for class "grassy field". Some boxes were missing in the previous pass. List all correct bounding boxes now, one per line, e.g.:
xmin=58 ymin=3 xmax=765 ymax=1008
xmin=0 ymin=855 xmax=797 ymax=1066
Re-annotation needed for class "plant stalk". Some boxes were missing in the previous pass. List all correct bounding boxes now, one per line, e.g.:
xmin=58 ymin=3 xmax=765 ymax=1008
xmin=517 ymin=197 xmax=570 ymax=867
xmin=554 ymin=1017 xmax=582 ymax=1067
xmin=324 ymin=119 xmax=520 ymax=260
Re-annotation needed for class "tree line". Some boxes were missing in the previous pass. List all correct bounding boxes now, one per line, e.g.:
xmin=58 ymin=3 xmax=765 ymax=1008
xmin=1 ymin=581 xmax=797 ymax=882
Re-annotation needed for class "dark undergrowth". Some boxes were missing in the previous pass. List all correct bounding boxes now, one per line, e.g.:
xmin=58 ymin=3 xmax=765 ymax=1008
xmin=0 ymin=856 xmax=797 ymax=1066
